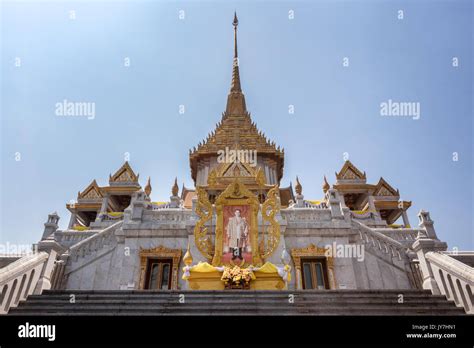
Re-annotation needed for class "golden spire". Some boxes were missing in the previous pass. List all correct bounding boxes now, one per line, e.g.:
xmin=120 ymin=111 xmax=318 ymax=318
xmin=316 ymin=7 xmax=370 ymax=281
xmin=226 ymin=11 xmax=247 ymax=115
xmin=183 ymin=241 xmax=193 ymax=266
xmin=172 ymin=177 xmax=179 ymax=196
xmin=144 ymin=177 xmax=152 ymax=196
xmin=323 ymin=176 xmax=330 ymax=193
xmin=295 ymin=176 xmax=302 ymax=195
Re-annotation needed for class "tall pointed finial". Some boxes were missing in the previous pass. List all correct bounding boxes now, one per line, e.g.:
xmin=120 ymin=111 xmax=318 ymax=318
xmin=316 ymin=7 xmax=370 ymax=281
xmin=295 ymin=176 xmax=302 ymax=195
xmin=230 ymin=11 xmax=241 ymax=93
xmin=172 ymin=177 xmax=179 ymax=197
xmin=225 ymin=12 xmax=247 ymax=115
xmin=323 ymin=176 xmax=330 ymax=193
xmin=183 ymin=240 xmax=193 ymax=266
xmin=145 ymin=177 xmax=152 ymax=197
xmin=233 ymin=11 xmax=239 ymax=58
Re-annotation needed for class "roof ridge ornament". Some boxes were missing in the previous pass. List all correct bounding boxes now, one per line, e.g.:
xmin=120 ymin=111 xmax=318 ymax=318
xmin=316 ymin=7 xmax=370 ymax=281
xmin=226 ymin=12 xmax=246 ymax=115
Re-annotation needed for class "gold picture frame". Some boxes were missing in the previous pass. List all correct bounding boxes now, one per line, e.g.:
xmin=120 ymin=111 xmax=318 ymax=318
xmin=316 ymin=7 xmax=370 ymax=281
xmin=212 ymin=179 xmax=262 ymax=267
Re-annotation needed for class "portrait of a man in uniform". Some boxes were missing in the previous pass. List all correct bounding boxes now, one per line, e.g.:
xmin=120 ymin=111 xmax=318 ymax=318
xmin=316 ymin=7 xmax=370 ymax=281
xmin=223 ymin=206 xmax=251 ymax=261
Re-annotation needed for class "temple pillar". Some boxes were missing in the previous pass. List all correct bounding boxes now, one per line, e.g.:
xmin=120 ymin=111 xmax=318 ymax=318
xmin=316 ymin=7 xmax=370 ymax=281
xmin=401 ymin=210 xmax=410 ymax=227
xmin=295 ymin=267 xmax=303 ymax=290
xmin=68 ymin=212 xmax=77 ymax=229
xmin=368 ymin=195 xmax=376 ymax=211
xmin=96 ymin=194 xmax=110 ymax=221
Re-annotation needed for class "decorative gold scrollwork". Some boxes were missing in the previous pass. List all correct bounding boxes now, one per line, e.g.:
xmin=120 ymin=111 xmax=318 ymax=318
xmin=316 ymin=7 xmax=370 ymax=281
xmin=194 ymin=186 xmax=214 ymax=260
xmin=259 ymin=185 xmax=280 ymax=259
xmin=260 ymin=185 xmax=280 ymax=259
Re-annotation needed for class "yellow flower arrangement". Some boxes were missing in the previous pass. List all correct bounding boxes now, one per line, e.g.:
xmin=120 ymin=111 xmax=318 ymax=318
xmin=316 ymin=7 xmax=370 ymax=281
xmin=221 ymin=266 xmax=253 ymax=287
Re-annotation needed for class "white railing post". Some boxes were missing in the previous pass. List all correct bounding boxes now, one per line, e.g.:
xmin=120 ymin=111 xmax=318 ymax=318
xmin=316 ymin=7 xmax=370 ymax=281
xmin=412 ymin=232 xmax=447 ymax=295
xmin=33 ymin=240 xmax=65 ymax=294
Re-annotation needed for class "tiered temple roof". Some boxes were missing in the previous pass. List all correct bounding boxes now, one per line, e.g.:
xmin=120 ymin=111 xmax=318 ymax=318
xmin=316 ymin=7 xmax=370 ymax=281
xmin=189 ymin=12 xmax=284 ymax=184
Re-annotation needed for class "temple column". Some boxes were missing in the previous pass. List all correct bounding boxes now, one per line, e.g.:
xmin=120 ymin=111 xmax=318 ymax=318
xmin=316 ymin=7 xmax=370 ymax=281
xmin=68 ymin=212 xmax=77 ymax=229
xmin=295 ymin=266 xmax=303 ymax=290
xmin=96 ymin=194 xmax=110 ymax=221
xmin=367 ymin=195 xmax=376 ymax=212
xmin=401 ymin=210 xmax=410 ymax=227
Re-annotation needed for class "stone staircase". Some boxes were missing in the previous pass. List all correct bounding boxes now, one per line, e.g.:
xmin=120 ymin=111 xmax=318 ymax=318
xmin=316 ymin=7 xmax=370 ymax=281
xmin=7 ymin=289 xmax=466 ymax=315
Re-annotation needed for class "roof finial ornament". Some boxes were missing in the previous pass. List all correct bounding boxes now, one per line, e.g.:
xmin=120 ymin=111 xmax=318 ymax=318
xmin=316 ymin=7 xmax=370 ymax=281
xmin=323 ymin=176 xmax=330 ymax=193
xmin=233 ymin=11 xmax=239 ymax=58
xmin=145 ymin=177 xmax=152 ymax=197
xmin=172 ymin=177 xmax=179 ymax=197
xmin=183 ymin=240 xmax=193 ymax=266
xmin=295 ymin=176 xmax=302 ymax=195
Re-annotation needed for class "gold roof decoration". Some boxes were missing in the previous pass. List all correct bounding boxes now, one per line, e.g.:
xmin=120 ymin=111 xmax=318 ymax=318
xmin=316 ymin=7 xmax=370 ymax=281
xmin=323 ymin=176 xmax=330 ymax=193
xmin=207 ymin=169 xmax=218 ymax=186
xmin=78 ymin=180 xmax=103 ymax=200
xmin=144 ymin=177 xmax=152 ymax=197
xmin=335 ymin=160 xmax=367 ymax=181
xmin=295 ymin=176 xmax=302 ymax=195
xmin=373 ymin=177 xmax=399 ymax=197
xmin=256 ymin=167 xmax=266 ymax=187
xmin=183 ymin=242 xmax=193 ymax=266
xmin=189 ymin=13 xmax=284 ymax=184
xmin=109 ymin=161 xmax=139 ymax=184
xmin=172 ymin=177 xmax=179 ymax=196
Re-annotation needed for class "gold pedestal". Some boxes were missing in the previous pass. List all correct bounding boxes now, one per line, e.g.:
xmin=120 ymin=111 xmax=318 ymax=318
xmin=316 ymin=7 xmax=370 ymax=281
xmin=184 ymin=263 xmax=287 ymax=290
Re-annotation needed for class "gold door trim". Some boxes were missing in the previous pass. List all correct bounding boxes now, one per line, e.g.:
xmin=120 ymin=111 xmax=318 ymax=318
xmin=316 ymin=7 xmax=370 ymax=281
xmin=291 ymin=244 xmax=336 ymax=289
xmin=139 ymin=246 xmax=182 ymax=290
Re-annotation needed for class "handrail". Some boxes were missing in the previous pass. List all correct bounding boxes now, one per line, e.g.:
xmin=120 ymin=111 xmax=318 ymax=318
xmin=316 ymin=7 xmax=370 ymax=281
xmin=69 ymin=221 xmax=123 ymax=255
xmin=69 ymin=221 xmax=122 ymax=260
xmin=426 ymin=252 xmax=474 ymax=284
xmin=352 ymin=220 xmax=412 ymax=260
xmin=0 ymin=252 xmax=49 ymax=314
xmin=426 ymin=251 xmax=474 ymax=314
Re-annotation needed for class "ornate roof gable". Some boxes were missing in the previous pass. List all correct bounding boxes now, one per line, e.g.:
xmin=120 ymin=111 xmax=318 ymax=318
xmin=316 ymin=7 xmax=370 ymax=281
xmin=335 ymin=160 xmax=367 ymax=181
xmin=78 ymin=179 xmax=103 ymax=200
xmin=373 ymin=177 xmax=399 ymax=197
xmin=109 ymin=161 xmax=139 ymax=184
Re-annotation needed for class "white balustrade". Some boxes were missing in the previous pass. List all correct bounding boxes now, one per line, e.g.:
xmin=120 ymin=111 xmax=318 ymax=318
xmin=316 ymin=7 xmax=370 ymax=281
xmin=353 ymin=220 xmax=411 ymax=261
xmin=0 ymin=252 xmax=49 ymax=314
xmin=69 ymin=221 xmax=123 ymax=262
xmin=426 ymin=251 xmax=474 ymax=314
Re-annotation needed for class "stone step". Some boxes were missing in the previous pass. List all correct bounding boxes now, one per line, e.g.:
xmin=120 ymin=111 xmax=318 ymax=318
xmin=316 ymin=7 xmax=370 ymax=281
xmin=9 ymin=306 xmax=464 ymax=316
xmin=42 ymin=289 xmax=434 ymax=295
xmin=30 ymin=291 xmax=444 ymax=299
xmin=16 ymin=298 xmax=456 ymax=306
xmin=9 ymin=290 xmax=465 ymax=316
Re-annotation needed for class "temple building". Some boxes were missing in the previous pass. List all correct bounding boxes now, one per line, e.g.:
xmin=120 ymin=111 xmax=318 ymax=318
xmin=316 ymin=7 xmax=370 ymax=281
xmin=1 ymin=13 xmax=472 ymax=316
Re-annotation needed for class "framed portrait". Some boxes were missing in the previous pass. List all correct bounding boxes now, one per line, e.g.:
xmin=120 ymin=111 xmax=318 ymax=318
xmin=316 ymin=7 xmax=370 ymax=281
xmin=212 ymin=180 xmax=262 ymax=267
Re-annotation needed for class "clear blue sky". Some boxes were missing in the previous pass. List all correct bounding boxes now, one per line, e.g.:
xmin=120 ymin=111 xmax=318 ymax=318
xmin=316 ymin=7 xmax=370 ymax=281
xmin=1 ymin=0 xmax=472 ymax=250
